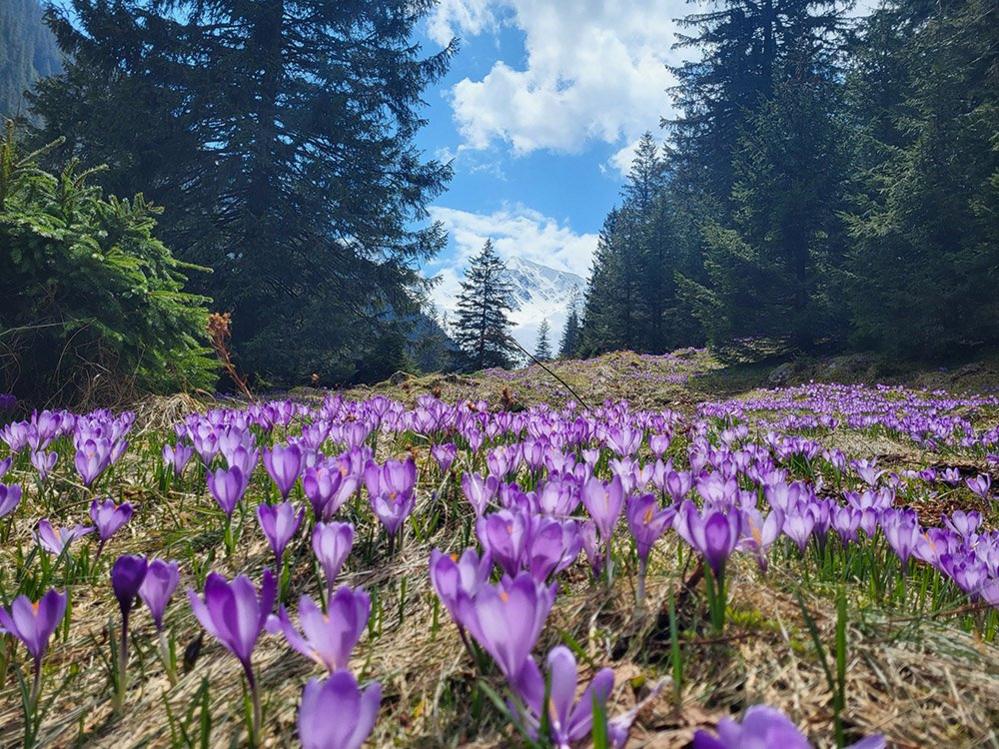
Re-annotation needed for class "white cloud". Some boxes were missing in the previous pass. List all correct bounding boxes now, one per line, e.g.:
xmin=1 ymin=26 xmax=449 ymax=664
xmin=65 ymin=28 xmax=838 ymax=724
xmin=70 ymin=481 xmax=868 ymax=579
xmin=433 ymin=1 xmax=684 ymax=155
xmin=427 ymin=204 xmax=597 ymax=277
xmin=427 ymin=0 xmax=498 ymax=46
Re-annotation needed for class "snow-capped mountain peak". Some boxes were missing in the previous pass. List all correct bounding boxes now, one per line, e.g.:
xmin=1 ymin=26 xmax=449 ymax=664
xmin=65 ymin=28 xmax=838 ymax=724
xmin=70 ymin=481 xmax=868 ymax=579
xmin=501 ymin=257 xmax=585 ymax=350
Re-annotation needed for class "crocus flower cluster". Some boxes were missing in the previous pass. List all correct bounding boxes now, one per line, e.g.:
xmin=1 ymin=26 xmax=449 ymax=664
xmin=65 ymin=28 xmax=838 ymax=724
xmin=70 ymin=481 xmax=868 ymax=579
xmin=0 ymin=378 xmax=996 ymax=748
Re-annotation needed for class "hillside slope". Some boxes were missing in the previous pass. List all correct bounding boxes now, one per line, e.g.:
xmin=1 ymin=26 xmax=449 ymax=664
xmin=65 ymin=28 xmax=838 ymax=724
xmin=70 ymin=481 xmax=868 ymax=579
xmin=0 ymin=0 xmax=61 ymax=118
xmin=338 ymin=348 xmax=999 ymax=412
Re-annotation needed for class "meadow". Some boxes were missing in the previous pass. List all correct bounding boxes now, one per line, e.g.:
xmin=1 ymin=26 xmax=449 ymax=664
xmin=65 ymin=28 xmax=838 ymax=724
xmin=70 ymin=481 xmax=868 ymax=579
xmin=0 ymin=351 xmax=997 ymax=748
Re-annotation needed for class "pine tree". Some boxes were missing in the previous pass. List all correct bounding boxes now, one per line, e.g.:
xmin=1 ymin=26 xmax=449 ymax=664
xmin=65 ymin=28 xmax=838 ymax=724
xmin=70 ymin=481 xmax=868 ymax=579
xmin=579 ymin=210 xmax=630 ymax=356
xmin=666 ymin=0 xmax=846 ymax=207
xmin=30 ymin=0 xmax=453 ymax=386
xmin=843 ymin=0 xmax=999 ymax=355
xmin=683 ymin=73 xmax=851 ymax=352
xmin=0 ymin=124 xmax=214 ymax=403
xmin=453 ymin=240 xmax=517 ymax=370
xmin=534 ymin=319 xmax=553 ymax=361
xmin=558 ymin=291 xmax=582 ymax=359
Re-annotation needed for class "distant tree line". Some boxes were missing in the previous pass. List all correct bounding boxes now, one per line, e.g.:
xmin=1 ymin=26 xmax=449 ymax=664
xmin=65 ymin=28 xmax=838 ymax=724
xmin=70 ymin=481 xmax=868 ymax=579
xmin=564 ymin=0 xmax=998 ymax=361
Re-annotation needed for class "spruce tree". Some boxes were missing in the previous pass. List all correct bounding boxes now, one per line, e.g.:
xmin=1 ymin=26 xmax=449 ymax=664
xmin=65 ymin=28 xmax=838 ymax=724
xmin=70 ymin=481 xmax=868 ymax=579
xmin=666 ymin=0 xmax=851 ymax=353
xmin=534 ymin=319 xmax=553 ymax=361
xmin=453 ymin=240 xmax=517 ymax=370
xmin=0 ymin=124 xmax=214 ymax=403
xmin=30 ymin=0 xmax=453 ymax=386
xmin=682 ymin=73 xmax=851 ymax=352
xmin=667 ymin=0 xmax=846 ymax=207
xmin=844 ymin=0 xmax=999 ymax=355
xmin=579 ymin=210 xmax=630 ymax=356
xmin=558 ymin=291 xmax=582 ymax=359
xmin=581 ymin=135 xmax=698 ymax=355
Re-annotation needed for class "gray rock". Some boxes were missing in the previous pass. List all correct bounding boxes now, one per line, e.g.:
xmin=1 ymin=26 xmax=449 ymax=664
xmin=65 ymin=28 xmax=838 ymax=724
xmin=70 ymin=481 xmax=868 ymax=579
xmin=768 ymin=362 xmax=796 ymax=387
xmin=388 ymin=371 xmax=414 ymax=385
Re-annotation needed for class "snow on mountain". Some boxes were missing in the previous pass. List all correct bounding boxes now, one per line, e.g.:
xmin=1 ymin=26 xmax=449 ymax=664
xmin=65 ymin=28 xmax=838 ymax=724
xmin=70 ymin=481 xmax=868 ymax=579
xmin=427 ymin=256 xmax=586 ymax=354
xmin=503 ymin=257 xmax=585 ymax=351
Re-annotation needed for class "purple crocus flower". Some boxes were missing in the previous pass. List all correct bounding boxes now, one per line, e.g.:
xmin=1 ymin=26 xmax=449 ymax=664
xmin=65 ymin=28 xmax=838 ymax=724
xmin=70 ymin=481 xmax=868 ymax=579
xmin=431 ymin=443 xmax=458 ymax=473
xmin=626 ymin=493 xmax=675 ymax=603
xmin=537 ymin=476 xmax=581 ymax=516
xmin=139 ymin=559 xmax=180 ymax=630
xmin=513 ymin=645 xmax=614 ymax=748
xmin=369 ymin=489 xmax=416 ymax=538
xmin=312 ymin=521 xmax=354 ymax=598
xmin=461 ymin=472 xmax=499 ymax=515
xmin=940 ymin=467 xmax=961 ymax=486
xmin=90 ymin=498 xmax=134 ymax=550
xmin=981 ymin=578 xmax=999 ymax=608
xmin=477 ymin=509 xmax=529 ymax=577
xmin=0 ymin=456 xmax=11 ymax=479
xmin=832 ymin=505 xmax=861 ymax=545
xmin=298 ymin=671 xmax=381 ymax=749
xmin=782 ymin=508 xmax=816 ymax=553
xmin=881 ymin=508 xmax=921 ymax=571
xmin=226 ymin=444 xmax=260 ymax=478
xmin=188 ymin=570 xmax=276 ymax=740
xmin=264 ymin=443 xmax=302 ymax=498
xmin=738 ymin=507 xmax=784 ymax=572
xmin=582 ymin=476 xmax=624 ymax=542
xmin=649 ymin=433 xmax=671 ymax=456
xmin=966 ymin=474 xmax=992 ymax=499
xmin=326 ymin=454 xmax=362 ymax=515
xmin=0 ymin=588 xmax=67 ymax=669
xmin=257 ymin=500 xmax=305 ymax=568
xmin=35 ymin=519 xmax=93 ymax=556
xmin=110 ymin=554 xmax=148 ymax=709
xmin=944 ymin=510 xmax=982 ymax=538
xmin=74 ymin=437 xmax=111 ymax=485
xmin=364 ymin=457 xmax=417 ymax=499
xmin=457 ymin=572 xmax=555 ymax=680
xmin=206 ymin=465 xmax=247 ymax=517
xmin=692 ymin=705 xmax=809 ymax=749
xmin=626 ymin=493 xmax=675 ymax=562
xmin=268 ymin=589 xmax=370 ymax=673
xmin=188 ymin=570 xmax=276 ymax=670
xmin=0 ymin=483 xmax=22 ymax=518
xmin=429 ymin=547 xmax=492 ymax=618
xmin=111 ymin=554 xmax=148 ymax=617
xmin=692 ymin=704 xmax=885 ymax=749
xmin=364 ymin=457 xmax=418 ymax=539
xmin=664 ymin=470 xmax=693 ymax=502
xmin=303 ymin=463 xmax=342 ymax=521
xmin=526 ymin=517 xmax=581 ymax=583
xmin=677 ymin=501 xmax=741 ymax=578
xmin=162 ymin=442 xmax=194 ymax=477
xmin=30 ymin=450 xmax=57 ymax=480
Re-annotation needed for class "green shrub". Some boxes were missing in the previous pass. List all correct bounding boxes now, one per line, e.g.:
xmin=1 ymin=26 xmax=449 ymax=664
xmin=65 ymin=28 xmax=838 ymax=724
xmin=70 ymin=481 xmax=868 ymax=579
xmin=0 ymin=123 xmax=216 ymax=404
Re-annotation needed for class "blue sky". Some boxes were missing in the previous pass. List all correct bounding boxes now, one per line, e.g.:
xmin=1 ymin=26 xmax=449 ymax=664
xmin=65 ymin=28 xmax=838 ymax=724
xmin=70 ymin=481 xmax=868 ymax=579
xmin=413 ymin=0 xmax=691 ymax=318
xmin=411 ymin=0 xmax=878 ymax=335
